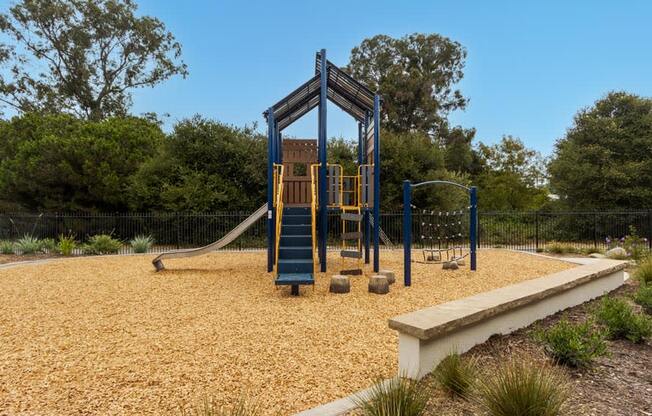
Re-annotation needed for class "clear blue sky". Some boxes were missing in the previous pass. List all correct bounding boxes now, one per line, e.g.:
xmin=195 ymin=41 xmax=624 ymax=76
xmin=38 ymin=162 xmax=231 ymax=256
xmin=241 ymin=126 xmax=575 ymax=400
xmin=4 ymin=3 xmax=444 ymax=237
xmin=132 ymin=0 xmax=652 ymax=155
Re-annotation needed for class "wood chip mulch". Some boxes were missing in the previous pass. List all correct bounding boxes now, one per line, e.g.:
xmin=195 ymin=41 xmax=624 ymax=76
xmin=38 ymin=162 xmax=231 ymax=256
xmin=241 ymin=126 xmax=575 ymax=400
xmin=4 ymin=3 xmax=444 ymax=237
xmin=0 ymin=249 xmax=571 ymax=415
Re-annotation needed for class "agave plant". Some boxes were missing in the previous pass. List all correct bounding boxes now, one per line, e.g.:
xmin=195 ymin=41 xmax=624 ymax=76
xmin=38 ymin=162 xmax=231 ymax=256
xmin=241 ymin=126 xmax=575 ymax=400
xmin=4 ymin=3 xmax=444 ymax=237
xmin=130 ymin=235 xmax=154 ymax=254
xmin=15 ymin=234 xmax=41 ymax=255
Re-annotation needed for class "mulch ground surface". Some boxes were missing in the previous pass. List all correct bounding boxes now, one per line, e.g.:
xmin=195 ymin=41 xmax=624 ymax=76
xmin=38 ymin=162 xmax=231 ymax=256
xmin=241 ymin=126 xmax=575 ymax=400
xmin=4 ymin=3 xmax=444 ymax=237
xmin=415 ymin=278 xmax=652 ymax=416
xmin=0 ymin=253 xmax=57 ymax=264
xmin=0 ymin=250 xmax=571 ymax=415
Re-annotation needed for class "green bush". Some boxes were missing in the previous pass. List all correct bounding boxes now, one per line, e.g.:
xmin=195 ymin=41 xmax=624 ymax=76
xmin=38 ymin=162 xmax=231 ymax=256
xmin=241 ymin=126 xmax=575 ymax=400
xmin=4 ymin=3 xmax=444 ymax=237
xmin=0 ymin=240 xmax=15 ymax=254
xmin=594 ymin=296 xmax=652 ymax=343
xmin=434 ymin=352 xmax=478 ymax=399
xmin=635 ymin=256 xmax=652 ymax=286
xmin=39 ymin=238 xmax=57 ymax=253
xmin=15 ymin=234 xmax=41 ymax=255
xmin=535 ymin=318 xmax=607 ymax=368
xmin=355 ymin=377 xmax=428 ymax=416
xmin=57 ymin=234 xmax=77 ymax=256
xmin=634 ymin=284 xmax=652 ymax=315
xmin=476 ymin=361 xmax=569 ymax=416
xmin=179 ymin=397 xmax=260 ymax=416
xmin=130 ymin=235 xmax=154 ymax=253
xmin=544 ymin=241 xmax=578 ymax=255
xmin=83 ymin=234 xmax=122 ymax=255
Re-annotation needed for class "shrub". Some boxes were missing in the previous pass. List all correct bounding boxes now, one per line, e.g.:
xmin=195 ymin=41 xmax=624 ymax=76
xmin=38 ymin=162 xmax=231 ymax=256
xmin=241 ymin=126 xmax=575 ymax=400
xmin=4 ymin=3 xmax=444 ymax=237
xmin=15 ymin=234 xmax=41 ymax=255
xmin=634 ymin=284 xmax=652 ymax=315
xmin=594 ymin=296 xmax=652 ymax=343
xmin=83 ymin=234 xmax=122 ymax=255
xmin=130 ymin=235 xmax=154 ymax=253
xmin=0 ymin=240 xmax=15 ymax=255
xmin=39 ymin=238 xmax=57 ymax=253
xmin=634 ymin=255 xmax=652 ymax=286
xmin=179 ymin=397 xmax=260 ymax=416
xmin=57 ymin=234 xmax=77 ymax=256
xmin=476 ymin=361 xmax=569 ymax=416
xmin=355 ymin=376 xmax=428 ymax=416
xmin=535 ymin=318 xmax=607 ymax=368
xmin=606 ymin=226 xmax=649 ymax=261
xmin=434 ymin=352 xmax=478 ymax=398
xmin=545 ymin=242 xmax=577 ymax=255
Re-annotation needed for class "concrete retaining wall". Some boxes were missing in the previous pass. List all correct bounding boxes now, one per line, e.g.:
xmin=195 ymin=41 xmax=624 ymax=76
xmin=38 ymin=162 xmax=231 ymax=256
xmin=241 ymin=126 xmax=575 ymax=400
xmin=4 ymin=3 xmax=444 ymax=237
xmin=388 ymin=259 xmax=627 ymax=379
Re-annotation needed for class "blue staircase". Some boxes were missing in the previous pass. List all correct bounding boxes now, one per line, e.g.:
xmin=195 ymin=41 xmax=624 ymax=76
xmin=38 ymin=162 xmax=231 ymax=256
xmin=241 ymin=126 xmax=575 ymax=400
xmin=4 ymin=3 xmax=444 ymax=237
xmin=275 ymin=206 xmax=314 ymax=295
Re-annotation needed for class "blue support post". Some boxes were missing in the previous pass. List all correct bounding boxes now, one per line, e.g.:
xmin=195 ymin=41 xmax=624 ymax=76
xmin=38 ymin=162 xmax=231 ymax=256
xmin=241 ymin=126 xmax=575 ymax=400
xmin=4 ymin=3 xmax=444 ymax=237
xmin=372 ymin=95 xmax=381 ymax=272
xmin=403 ymin=181 xmax=412 ymax=286
xmin=318 ymin=49 xmax=328 ymax=272
xmin=266 ymin=109 xmax=275 ymax=272
xmin=363 ymin=115 xmax=370 ymax=264
xmin=470 ymin=186 xmax=478 ymax=271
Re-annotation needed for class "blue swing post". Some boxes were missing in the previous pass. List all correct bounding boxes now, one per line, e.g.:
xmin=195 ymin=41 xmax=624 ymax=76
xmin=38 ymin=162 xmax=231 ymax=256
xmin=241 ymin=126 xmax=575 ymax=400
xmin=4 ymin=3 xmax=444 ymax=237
xmin=403 ymin=180 xmax=412 ymax=286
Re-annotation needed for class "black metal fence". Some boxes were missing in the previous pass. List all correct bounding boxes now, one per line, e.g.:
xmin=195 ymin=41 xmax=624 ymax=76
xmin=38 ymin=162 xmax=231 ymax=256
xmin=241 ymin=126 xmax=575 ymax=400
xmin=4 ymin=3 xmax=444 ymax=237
xmin=1 ymin=210 xmax=651 ymax=254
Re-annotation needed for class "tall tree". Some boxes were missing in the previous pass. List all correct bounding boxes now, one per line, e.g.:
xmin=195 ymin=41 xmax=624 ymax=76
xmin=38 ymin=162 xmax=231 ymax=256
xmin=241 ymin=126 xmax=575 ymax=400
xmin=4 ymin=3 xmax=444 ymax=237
xmin=476 ymin=136 xmax=548 ymax=211
xmin=549 ymin=92 xmax=652 ymax=209
xmin=346 ymin=33 xmax=467 ymax=136
xmin=0 ymin=0 xmax=187 ymax=120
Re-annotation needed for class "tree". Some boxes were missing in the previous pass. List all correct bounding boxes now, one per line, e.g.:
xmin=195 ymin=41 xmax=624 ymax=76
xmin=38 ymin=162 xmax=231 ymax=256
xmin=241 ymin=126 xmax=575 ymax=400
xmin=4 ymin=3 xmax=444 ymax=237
xmin=438 ymin=123 xmax=477 ymax=174
xmin=549 ymin=92 xmax=652 ymax=209
xmin=380 ymin=129 xmax=469 ymax=211
xmin=327 ymin=137 xmax=358 ymax=175
xmin=0 ymin=0 xmax=187 ymax=120
xmin=128 ymin=116 xmax=267 ymax=212
xmin=346 ymin=33 xmax=467 ymax=136
xmin=476 ymin=136 xmax=548 ymax=211
xmin=0 ymin=113 xmax=164 ymax=210
xmin=478 ymin=135 xmax=546 ymax=187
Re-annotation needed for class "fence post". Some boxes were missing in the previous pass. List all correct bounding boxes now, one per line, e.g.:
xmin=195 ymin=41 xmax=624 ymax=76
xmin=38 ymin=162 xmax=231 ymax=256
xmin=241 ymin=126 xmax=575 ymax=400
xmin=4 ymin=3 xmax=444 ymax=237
xmin=593 ymin=212 xmax=598 ymax=250
xmin=469 ymin=186 xmax=478 ymax=271
xmin=175 ymin=213 xmax=181 ymax=249
xmin=648 ymin=209 xmax=652 ymax=250
xmin=535 ymin=211 xmax=539 ymax=252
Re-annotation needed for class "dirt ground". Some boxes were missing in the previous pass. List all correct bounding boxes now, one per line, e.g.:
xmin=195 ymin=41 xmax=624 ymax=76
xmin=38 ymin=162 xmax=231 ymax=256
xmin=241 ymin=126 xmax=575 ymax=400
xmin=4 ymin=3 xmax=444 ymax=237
xmin=393 ymin=279 xmax=652 ymax=416
xmin=0 ymin=249 xmax=571 ymax=415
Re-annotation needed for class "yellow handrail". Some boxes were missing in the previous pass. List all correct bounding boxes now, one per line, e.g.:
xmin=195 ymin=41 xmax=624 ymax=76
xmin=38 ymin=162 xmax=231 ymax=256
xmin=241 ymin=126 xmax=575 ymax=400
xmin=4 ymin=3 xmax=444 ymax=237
xmin=310 ymin=163 xmax=320 ymax=272
xmin=273 ymin=163 xmax=284 ymax=276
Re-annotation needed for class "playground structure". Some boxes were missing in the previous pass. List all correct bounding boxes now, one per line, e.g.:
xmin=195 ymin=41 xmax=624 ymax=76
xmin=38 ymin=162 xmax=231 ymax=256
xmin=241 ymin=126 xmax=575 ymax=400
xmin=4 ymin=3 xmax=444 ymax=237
xmin=402 ymin=180 xmax=478 ymax=286
xmin=265 ymin=49 xmax=381 ymax=295
xmin=151 ymin=49 xmax=380 ymax=296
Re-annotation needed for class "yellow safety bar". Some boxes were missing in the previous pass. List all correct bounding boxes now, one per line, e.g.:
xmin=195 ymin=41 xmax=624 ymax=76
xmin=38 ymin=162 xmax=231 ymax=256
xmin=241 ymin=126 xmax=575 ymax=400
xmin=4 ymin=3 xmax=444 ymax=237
xmin=273 ymin=163 xmax=284 ymax=276
xmin=310 ymin=163 xmax=319 ymax=271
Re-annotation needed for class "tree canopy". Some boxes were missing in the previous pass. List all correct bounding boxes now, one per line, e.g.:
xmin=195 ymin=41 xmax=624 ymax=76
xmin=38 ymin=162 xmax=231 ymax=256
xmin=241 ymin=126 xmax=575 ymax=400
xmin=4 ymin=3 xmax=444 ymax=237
xmin=0 ymin=0 xmax=187 ymax=120
xmin=346 ymin=33 xmax=467 ymax=136
xmin=549 ymin=91 xmax=652 ymax=209
xmin=0 ymin=113 xmax=164 ymax=210
xmin=128 ymin=116 xmax=267 ymax=212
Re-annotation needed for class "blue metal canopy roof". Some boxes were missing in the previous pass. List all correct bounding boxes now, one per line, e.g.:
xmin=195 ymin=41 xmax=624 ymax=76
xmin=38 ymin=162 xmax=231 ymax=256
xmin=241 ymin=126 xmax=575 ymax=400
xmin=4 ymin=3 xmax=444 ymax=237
xmin=264 ymin=52 xmax=376 ymax=131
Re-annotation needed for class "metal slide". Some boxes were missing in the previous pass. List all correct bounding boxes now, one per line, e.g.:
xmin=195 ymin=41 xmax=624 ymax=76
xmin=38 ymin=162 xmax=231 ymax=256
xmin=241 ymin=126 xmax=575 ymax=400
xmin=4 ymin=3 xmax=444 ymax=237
xmin=152 ymin=204 xmax=268 ymax=271
xmin=369 ymin=214 xmax=394 ymax=248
